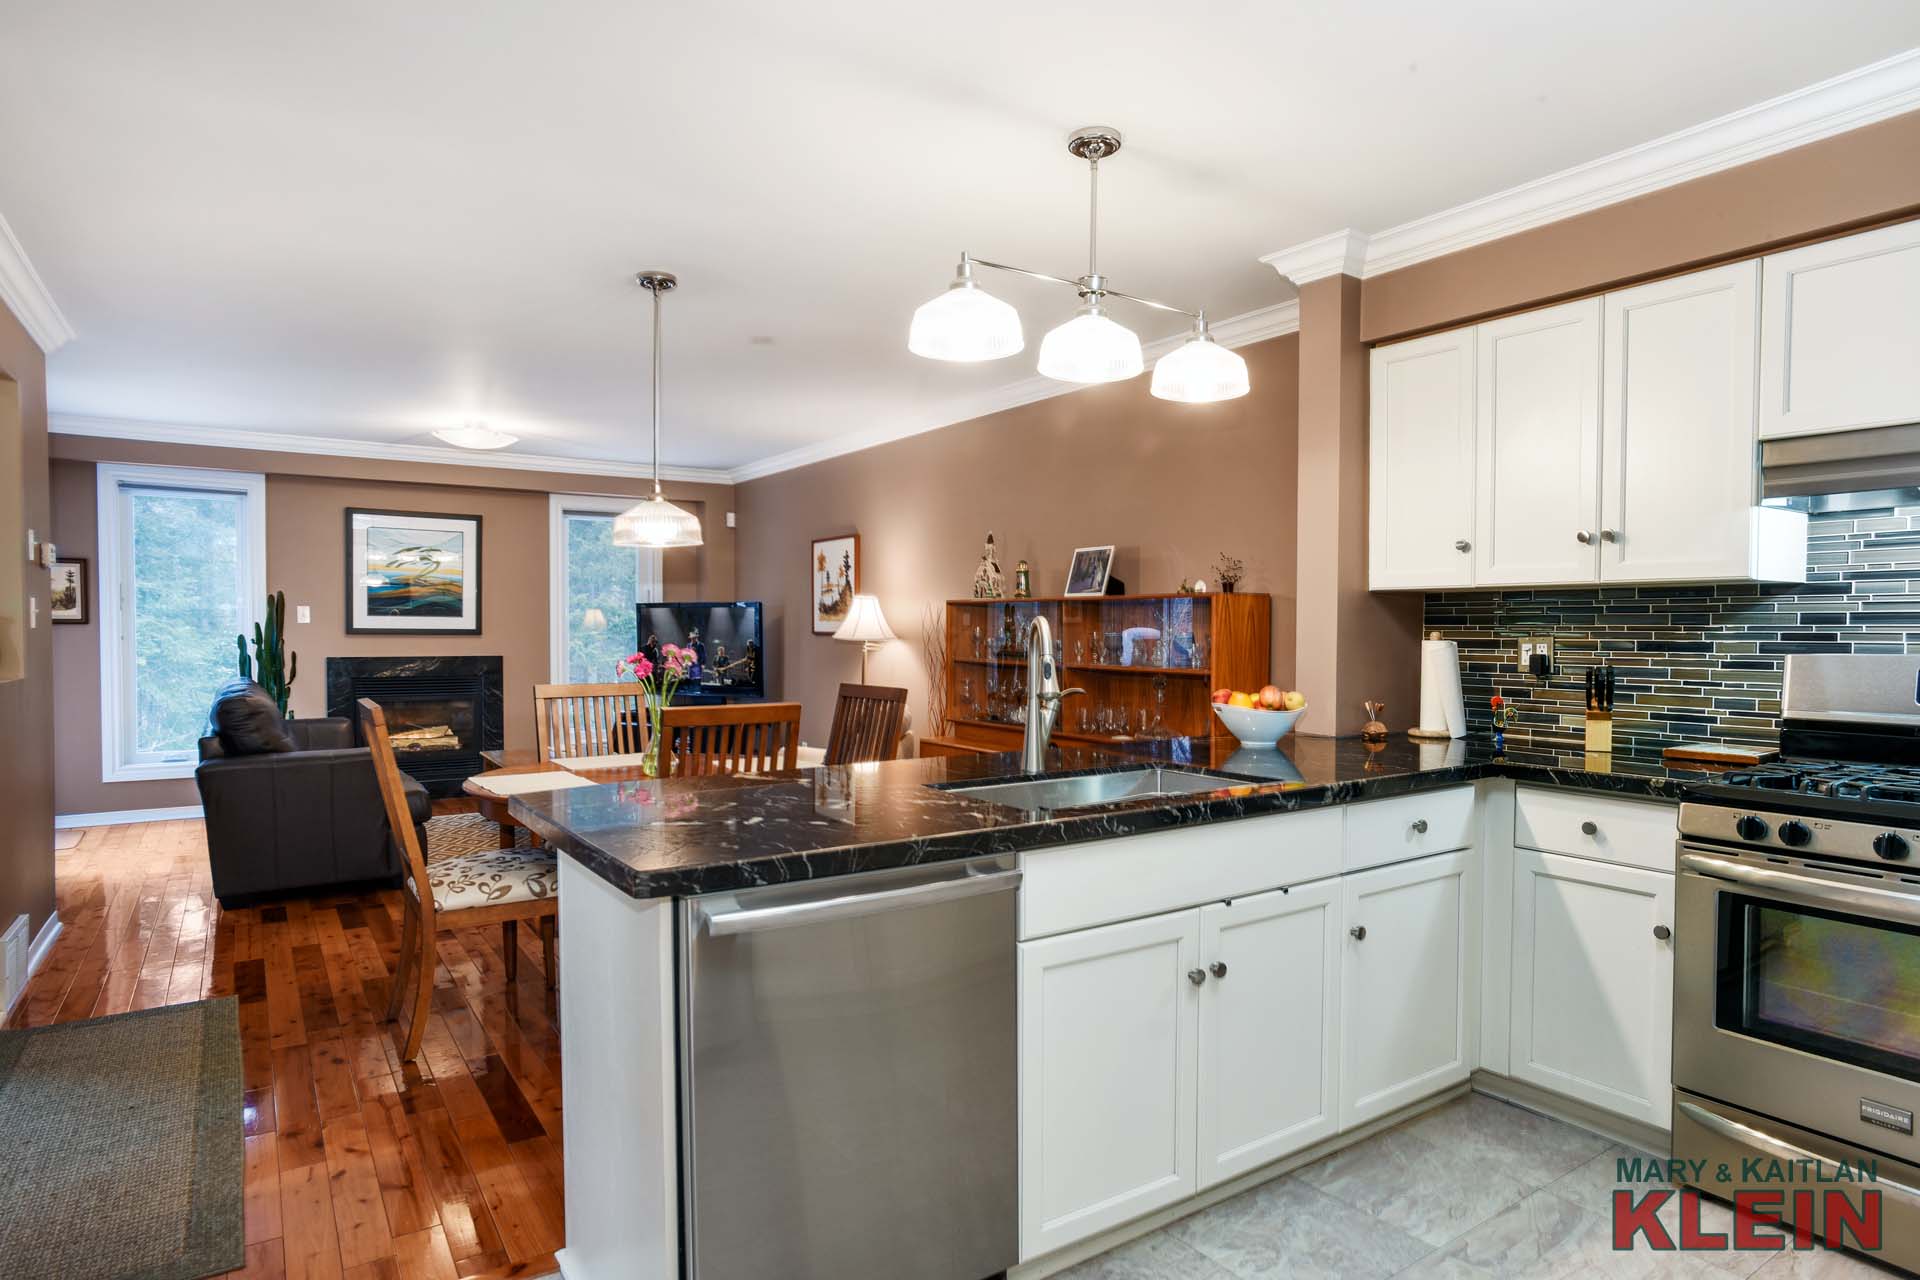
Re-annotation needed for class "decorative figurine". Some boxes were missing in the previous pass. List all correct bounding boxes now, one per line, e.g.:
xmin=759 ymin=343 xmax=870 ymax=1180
xmin=971 ymin=532 xmax=1004 ymax=600
xmin=1491 ymin=694 xmax=1511 ymax=754
xmin=1014 ymin=559 xmax=1031 ymax=599
xmin=1192 ymin=578 xmax=1208 ymax=594
xmin=1361 ymin=701 xmax=1389 ymax=742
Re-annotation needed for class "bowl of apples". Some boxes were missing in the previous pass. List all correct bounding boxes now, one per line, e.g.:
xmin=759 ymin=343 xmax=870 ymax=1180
xmin=1210 ymin=685 xmax=1307 ymax=747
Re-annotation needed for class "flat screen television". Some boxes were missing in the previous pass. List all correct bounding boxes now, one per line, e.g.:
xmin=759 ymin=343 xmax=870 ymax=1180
xmin=635 ymin=601 xmax=765 ymax=699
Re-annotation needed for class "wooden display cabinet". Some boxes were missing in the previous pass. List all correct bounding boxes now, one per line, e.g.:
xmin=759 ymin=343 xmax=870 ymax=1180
xmin=942 ymin=593 xmax=1269 ymax=753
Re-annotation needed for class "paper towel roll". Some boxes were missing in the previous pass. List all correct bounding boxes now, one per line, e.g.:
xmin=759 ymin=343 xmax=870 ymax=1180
xmin=1417 ymin=639 xmax=1468 ymax=739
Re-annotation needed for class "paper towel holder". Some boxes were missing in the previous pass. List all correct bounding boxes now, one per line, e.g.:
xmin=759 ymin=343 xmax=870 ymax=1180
xmin=1409 ymin=630 xmax=1462 ymax=741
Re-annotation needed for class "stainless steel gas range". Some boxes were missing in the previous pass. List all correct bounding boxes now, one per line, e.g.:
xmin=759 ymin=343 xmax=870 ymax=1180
xmin=1673 ymin=655 xmax=1920 ymax=1264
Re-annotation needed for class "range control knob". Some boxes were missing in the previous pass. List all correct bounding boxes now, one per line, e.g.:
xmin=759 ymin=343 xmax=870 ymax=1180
xmin=1778 ymin=820 xmax=1813 ymax=848
xmin=1873 ymin=832 xmax=1910 ymax=861
xmin=1734 ymin=815 xmax=1770 ymax=841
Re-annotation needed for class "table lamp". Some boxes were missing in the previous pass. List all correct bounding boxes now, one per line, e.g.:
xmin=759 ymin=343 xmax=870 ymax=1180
xmin=833 ymin=595 xmax=896 ymax=683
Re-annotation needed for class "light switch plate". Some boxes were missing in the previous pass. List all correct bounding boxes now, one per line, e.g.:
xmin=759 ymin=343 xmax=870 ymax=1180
xmin=25 ymin=529 xmax=36 ymax=563
xmin=296 ymin=605 xmax=311 ymax=624
xmin=726 ymin=511 xmax=736 ymax=528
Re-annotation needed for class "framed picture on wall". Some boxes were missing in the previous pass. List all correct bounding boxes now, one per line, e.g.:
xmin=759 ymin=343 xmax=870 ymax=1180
xmin=346 ymin=508 xmax=483 ymax=634
xmin=812 ymin=534 xmax=859 ymax=634
xmin=49 ymin=557 xmax=87 ymax=624
xmin=1064 ymin=545 xmax=1114 ymax=597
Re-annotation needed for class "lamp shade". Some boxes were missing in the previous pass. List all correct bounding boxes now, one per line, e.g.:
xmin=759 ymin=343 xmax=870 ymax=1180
xmin=612 ymin=493 xmax=704 ymax=548
xmin=908 ymin=280 xmax=1024 ymax=362
xmin=1037 ymin=305 xmax=1143 ymax=384
xmin=1151 ymin=333 xmax=1251 ymax=403
xmin=832 ymin=595 xmax=896 ymax=644
xmin=579 ymin=607 xmax=610 ymax=633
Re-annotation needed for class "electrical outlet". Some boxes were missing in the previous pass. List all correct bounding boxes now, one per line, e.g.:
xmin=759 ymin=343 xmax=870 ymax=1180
xmin=1518 ymin=637 xmax=1553 ymax=669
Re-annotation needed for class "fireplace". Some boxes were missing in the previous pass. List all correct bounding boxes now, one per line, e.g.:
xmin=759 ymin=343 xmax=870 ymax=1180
xmin=326 ymin=656 xmax=504 ymax=797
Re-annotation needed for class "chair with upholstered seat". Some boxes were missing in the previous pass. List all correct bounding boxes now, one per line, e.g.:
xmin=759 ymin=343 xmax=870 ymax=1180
xmin=360 ymin=698 xmax=559 ymax=1061
xmin=823 ymin=683 xmax=908 ymax=764
xmin=533 ymin=682 xmax=650 ymax=762
xmin=661 ymin=701 xmax=804 ymax=775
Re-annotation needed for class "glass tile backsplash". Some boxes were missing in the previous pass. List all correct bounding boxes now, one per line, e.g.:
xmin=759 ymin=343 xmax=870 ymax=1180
xmin=1423 ymin=507 xmax=1920 ymax=748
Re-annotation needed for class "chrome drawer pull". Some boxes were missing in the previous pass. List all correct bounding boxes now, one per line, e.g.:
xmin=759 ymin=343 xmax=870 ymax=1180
xmin=1349 ymin=925 xmax=1367 ymax=941
xmin=1411 ymin=818 xmax=1429 ymax=834
xmin=1580 ymin=820 xmax=1598 ymax=836
xmin=1187 ymin=968 xmax=1207 ymax=986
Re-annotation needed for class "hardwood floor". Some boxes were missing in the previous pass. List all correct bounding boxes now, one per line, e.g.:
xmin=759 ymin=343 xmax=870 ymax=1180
xmin=6 ymin=818 xmax=565 ymax=1280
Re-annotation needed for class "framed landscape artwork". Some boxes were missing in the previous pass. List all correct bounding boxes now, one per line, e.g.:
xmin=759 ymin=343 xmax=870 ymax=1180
xmin=49 ymin=557 xmax=87 ymax=624
xmin=346 ymin=508 xmax=483 ymax=634
xmin=812 ymin=534 xmax=859 ymax=634
xmin=1064 ymin=545 xmax=1114 ymax=597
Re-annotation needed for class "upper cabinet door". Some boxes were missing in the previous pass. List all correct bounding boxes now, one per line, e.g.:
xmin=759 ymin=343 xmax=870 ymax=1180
xmin=1474 ymin=299 xmax=1603 ymax=586
xmin=1369 ymin=328 xmax=1477 ymax=591
xmin=1760 ymin=220 xmax=1920 ymax=441
xmin=1600 ymin=261 xmax=1761 ymax=583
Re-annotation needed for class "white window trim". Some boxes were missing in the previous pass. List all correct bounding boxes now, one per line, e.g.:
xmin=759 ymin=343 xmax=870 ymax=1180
xmin=98 ymin=463 xmax=267 ymax=783
xmin=548 ymin=494 xmax=665 ymax=684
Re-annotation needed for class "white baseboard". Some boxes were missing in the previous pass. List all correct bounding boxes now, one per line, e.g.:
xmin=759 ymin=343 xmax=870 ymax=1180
xmin=54 ymin=804 xmax=204 ymax=829
xmin=4 ymin=912 xmax=62 ymax=1022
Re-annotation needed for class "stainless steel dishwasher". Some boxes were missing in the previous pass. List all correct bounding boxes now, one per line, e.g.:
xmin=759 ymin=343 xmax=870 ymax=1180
xmin=679 ymin=854 xmax=1020 ymax=1279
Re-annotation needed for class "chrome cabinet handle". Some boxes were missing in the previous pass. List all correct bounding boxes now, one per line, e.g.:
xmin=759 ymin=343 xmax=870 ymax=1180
xmin=1349 ymin=925 xmax=1367 ymax=941
xmin=1576 ymin=530 xmax=1593 ymax=544
xmin=1188 ymin=968 xmax=1207 ymax=986
xmin=1210 ymin=962 xmax=1228 ymax=979
xmin=1600 ymin=529 xmax=1619 ymax=543
xmin=1453 ymin=539 xmax=1471 ymax=553
xmin=1580 ymin=820 xmax=1598 ymax=836
xmin=1653 ymin=924 xmax=1672 ymax=941
xmin=1411 ymin=818 xmax=1429 ymax=834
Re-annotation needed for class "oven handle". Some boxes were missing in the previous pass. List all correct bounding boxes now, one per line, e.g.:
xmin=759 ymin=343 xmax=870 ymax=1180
xmin=1678 ymin=851 xmax=1920 ymax=927
xmin=1677 ymin=1100 xmax=1920 ymax=1205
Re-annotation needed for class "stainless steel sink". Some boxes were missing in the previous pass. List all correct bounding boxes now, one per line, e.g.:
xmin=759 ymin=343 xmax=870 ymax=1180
xmin=939 ymin=767 xmax=1234 ymax=812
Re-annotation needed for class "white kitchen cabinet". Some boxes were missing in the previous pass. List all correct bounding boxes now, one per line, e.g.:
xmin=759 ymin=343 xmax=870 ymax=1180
xmin=1019 ymin=910 xmax=1200 ymax=1260
xmin=1339 ymin=849 xmax=1474 ymax=1130
xmin=1196 ymin=880 xmax=1341 ymax=1188
xmin=1600 ymin=261 xmax=1803 ymax=583
xmin=1369 ymin=326 xmax=1477 ymax=590
xmin=1509 ymin=849 xmax=1674 ymax=1128
xmin=1473 ymin=298 xmax=1603 ymax=586
xmin=1760 ymin=219 xmax=1920 ymax=441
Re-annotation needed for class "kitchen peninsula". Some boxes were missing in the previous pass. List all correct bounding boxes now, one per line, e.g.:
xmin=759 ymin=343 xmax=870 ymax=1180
xmin=514 ymin=737 xmax=1710 ymax=1280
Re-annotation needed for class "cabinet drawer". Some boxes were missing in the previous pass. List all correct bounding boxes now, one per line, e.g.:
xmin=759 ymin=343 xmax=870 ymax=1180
xmin=1514 ymin=786 xmax=1675 ymax=873
xmin=1343 ymin=787 xmax=1474 ymax=871
xmin=1021 ymin=809 xmax=1342 ymax=940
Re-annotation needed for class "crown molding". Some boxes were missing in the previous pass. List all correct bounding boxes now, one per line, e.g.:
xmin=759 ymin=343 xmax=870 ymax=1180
xmin=728 ymin=299 xmax=1300 ymax=485
xmin=48 ymin=414 xmax=735 ymax=485
xmin=1261 ymin=47 xmax=1920 ymax=283
xmin=1257 ymin=229 xmax=1370 ymax=287
xmin=0 ymin=212 xmax=75 ymax=354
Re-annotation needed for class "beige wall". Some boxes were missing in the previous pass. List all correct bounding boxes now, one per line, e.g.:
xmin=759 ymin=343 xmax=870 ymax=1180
xmin=0 ymin=304 xmax=55 ymax=939
xmin=735 ymin=335 xmax=1300 ymax=746
xmin=50 ymin=438 xmax=735 ymax=816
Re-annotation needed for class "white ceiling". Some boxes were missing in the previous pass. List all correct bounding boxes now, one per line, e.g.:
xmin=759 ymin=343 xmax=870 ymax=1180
xmin=2 ymin=2 xmax=1918 ymax=474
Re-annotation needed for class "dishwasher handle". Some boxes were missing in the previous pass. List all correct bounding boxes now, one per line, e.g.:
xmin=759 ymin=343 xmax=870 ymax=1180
xmin=702 ymin=868 xmax=1022 ymax=937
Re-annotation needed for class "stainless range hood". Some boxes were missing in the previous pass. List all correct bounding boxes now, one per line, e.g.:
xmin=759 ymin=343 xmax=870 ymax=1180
xmin=1762 ymin=423 xmax=1920 ymax=497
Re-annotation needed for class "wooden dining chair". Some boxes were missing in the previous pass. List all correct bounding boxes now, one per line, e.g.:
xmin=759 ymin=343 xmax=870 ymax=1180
xmin=360 ymin=698 xmax=559 ymax=1061
xmin=533 ymin=682 xmax=650 ymax=762
xmin=661 ymin=701 xmax=804 ymax=776
xmin=824 ymin=683 xmax=909 ymax=764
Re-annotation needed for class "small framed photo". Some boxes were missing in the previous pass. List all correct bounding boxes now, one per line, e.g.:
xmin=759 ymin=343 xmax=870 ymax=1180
xmin=1064 ymin=545 xmax=1115 ymax=597
xmin=346 ymin=508 xmax=483 ymax=634
xmin=49 ymin=557 xmax=88 ymax=624
xmin=812 ymin=534 xmax=860 ymax=634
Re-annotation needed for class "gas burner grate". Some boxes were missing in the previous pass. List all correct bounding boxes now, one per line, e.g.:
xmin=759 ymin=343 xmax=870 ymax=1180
xmin=1716 ymin=762 xmax=1920 ymax=805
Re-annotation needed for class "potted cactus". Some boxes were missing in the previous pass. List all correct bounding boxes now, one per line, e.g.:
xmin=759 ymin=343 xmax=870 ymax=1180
xmin=238 ymin=590 xmax=298 ymax=717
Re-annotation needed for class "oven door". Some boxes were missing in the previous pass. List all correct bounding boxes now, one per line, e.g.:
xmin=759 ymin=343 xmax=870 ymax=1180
xmin=1676 ymin=842 xmax=1920 ymax=1164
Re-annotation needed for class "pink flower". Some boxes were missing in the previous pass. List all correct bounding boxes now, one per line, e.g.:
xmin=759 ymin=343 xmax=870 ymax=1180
xmin=659 ymin=644 xmax=692 ymax=676
xmin=619 ymin=652 xmax=654 ymax=681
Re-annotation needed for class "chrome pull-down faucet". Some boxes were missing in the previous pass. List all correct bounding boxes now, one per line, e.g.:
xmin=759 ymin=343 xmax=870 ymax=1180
xmin=1022 ymin=615 xmax=1085 ymax=773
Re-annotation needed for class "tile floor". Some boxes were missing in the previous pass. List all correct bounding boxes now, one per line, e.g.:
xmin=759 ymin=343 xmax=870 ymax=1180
xmin=1059 ymin=1093 xmax=1910 ymax=1279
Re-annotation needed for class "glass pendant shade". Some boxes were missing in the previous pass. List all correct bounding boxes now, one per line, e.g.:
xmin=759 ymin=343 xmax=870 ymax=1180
xmin=1037 ymin=306 xmax=1144 ymax=384
xmin=613 ymin=492 xmax=704 ymax=548
xmin=908 ymin=280 xmax=1024 ymax=362
xmin=1150 ymin=333 xmax=1251 ymax=403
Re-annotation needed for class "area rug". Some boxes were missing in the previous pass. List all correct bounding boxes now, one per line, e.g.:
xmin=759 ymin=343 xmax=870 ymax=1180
xmin=0 ymin=998 xmax=244 ymax=1280
xmin=426 ymin=811 xmax=537 ymax=859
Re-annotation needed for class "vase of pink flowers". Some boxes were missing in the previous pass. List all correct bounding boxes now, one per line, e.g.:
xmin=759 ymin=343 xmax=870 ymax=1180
xmin=617 ymin=643 xmax=695 ymax=777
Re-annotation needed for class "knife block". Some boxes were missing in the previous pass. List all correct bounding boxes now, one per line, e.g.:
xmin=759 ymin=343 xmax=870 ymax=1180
xmin=1584 ymin=711 xmax=1613 ymax=755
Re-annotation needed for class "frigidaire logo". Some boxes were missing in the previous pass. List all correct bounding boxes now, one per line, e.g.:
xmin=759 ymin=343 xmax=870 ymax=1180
xmin=1612 ymin=1156 xmax=1883 ymax=1254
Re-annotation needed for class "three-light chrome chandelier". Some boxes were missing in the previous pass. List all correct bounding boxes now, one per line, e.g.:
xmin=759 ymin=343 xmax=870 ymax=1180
xmin=908 ymin=126 xmax=1249 ymax=403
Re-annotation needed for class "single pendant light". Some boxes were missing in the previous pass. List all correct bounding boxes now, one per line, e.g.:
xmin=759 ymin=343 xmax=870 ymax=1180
xmin=615 ymin=271 xmax=705 ymax=549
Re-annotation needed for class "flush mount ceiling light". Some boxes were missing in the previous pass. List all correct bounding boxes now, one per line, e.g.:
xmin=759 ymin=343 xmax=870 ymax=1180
xmin=614 ymin=271 xmax=704 ymax=549
xmin=909 ymin=126 xmax=1249 ymax=402
xmin=433 ymin=422 xmax=519 ymax=450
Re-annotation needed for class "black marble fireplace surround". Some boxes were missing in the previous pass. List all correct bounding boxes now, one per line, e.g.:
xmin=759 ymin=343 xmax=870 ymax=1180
xmin=326 ymin=656 xmax=504 ymax=797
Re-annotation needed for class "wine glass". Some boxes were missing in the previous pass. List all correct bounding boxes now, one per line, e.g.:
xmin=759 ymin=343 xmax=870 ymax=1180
xmin=971 ymin=625 xmax=984 ymax=659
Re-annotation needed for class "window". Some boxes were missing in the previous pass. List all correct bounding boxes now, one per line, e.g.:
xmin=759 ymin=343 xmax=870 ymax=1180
xmin=549 ymin=495 xmax=664 ymax=683
xmin=98 ymin=464 xmax=266 ymax=781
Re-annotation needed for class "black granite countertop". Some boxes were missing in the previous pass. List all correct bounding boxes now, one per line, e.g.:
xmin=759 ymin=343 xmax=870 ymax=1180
xmin=509 ymin=734 xmax=1726 ymax=901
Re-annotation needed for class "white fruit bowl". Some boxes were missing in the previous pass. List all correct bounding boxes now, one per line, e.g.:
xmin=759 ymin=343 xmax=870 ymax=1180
xmin=1211 ymin=701 xmax=1307 ymax=747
